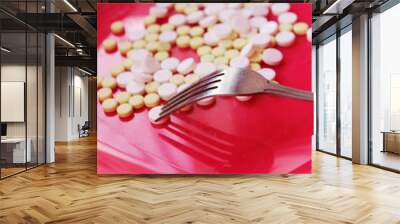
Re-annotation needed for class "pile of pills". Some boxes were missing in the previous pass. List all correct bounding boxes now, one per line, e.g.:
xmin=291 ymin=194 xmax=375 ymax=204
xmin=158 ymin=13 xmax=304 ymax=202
xmin=98 ymin=3 xmax=311 ymax=124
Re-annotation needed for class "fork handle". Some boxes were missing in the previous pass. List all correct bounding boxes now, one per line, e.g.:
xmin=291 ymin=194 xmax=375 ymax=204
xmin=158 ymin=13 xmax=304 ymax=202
xmin=264 ymin=83 xmax=313 ymax=101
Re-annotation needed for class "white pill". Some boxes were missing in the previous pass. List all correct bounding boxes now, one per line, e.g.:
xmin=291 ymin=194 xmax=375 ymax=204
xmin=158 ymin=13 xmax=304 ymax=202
xmin=116 ymin=72 xmax=134 ymax=88
xmin=276 ymin=31 xmax=295 ymax=47
xmin=271 ymin=3 xmax=290 ymax=16
xmin=240 ymin=8 xmax=254 ymax=18
xmin=250 ymin=16 xmax=268 ymax=29
xmin=236 ymin=96 xmax=252 ymax=101
xmin=177 ymin=58 xmax=196 ymax=75
xmin=161 ymin=57 xmax=180 ymax=71
xmin=259 ymin=21 xmax=278 ymax=35
xmin=211 ymin=23 xmax=232 ymax=39
xmin=159 ymin=31 xmax=177 ymax=43
xmin=140 ymin=55 xmax=160 ymax=74
xmin=240 ymin=42 xmax=255 ymax=58
xmin=158 ymin=83 xmax=177 ymax=100
xmin=307 ymin=28 xmax=312 ymax=42
xmin=278 ymin=12 xmax=298 ymax=25
xmin=154 ymin=69 xmax=172 ymax=83
xmin=258 ymin=68 xmax=276 ymax=80
xmin=149 ymin=5 xmax=168 ymax=18
xmin=194 ymin=62 xmax=217 ymax=77
xmin=187 ymin=11 xmax=204 ymax=24
xmin=204 ymin=4 xmax=225 ymax=16
xmin=251 ymin=33 xmax=272 ymax=48
xmin=148 ymin=106 xmax=169 ymax=125
xmin=231 ymin=14 xmax=250 ymax=34
xmin=251 ymin=5 xmax=269 ymax=17
xmin=168 ymin=14 xmax=187 ymax=26
xmin=262 ymin=48 xmax=283 ymax=66
xmin=230 ymin=56 xmax=249 ymax=68
xmin=203 ymin=31 xmax=219 ymax=46
xmin=126 ymin=81 xmax=145 ymax=95
xmin=197 ymin=97 xmax=215 ymax=106
xmin=131 ymin=67 xmax=153 ymax=83
xmin=128 ymin=49 xmax=150 ymax=63
xmin=126 ymin=29 xmax=146 ymax=41
xmin=218 ymin=9 xmax=236 ymax=23
xmin=199 ymin=15 xmax=217 ymax=28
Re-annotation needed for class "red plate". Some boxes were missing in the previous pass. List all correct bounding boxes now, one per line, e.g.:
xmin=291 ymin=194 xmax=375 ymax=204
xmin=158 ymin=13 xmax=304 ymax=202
xmin=97 ymin=3 xmax=313 ymax=174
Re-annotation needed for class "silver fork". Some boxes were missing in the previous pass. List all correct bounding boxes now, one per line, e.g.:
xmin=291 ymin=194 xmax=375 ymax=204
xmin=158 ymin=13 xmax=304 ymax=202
xmin=156 ymin=67 xmax=313 ymax=121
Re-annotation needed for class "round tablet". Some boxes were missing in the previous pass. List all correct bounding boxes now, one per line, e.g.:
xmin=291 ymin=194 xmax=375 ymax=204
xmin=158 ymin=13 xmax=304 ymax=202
xmin=133 ymin=39 xmax=147 ymax=49
xmin=177 ymin=25 xmax=191 ymax=36
xmin=144 ymin=93 xmax=161 ymax=108
xmin=143 ymin=15 xmax=156 ymax=26
xmin=101 ymin=77 xmax=117 ymax=90
xmin=194 ymin=62 xmax=217 ymax=77
xmin=145 ymin=33 xmax=159 ymax=42
xmin=197 ymin=46 xmax=212 ymax=56
xmin=187 ymin=11 xmax=204 ymax=24
xmin=145 ymin=41 xmax=160 ymax=53
xmin=212 ymin=23 xmax=232 ymax=39
xmin=214 ymin=56 xmax=229 ymax=65
xmin=102 ymin=38 xmax=118 ymax=53
xmin=307 ymin=28 xmax=312 ymax=42
xmin=115 ymin=92 xmax=131 ymax=104
xmin=236 ymin=96 xmax=252 ymax=101
xmin=233 ymin=38 xmax=247 ymax=50
xmin=127 ymin=49 xmax=150 ymax=63
xmin=117 ymin=103 xmax=133 ymax=118
xmin=129 ymin=95 xmax=144 ymax=109
xmin=122 ymin=58 xmax=134 ymax=71
xmin=111 ymin=21 xmax=124 ymax=35
xmin=148 ymin=106 xmax=169 ymax=125
xmin=190 ymin=37 xmax=204 ymax=49
xmin=197 ymin=97 xmax=215 ymax=106
xmin=293 ymin=22 xmax=308 ymax=35
xmin=271 ymin=3 xmax=290 ymax=16
xmin=97 ymin=76 xmax=103 ymax=89
xmin=131 ymin=68 xmax=153 ymax=83
xmin=119 ymin=41 xmax=132 ymax=57
xmin=250 ymin=63 xmax=261 ymax=71
xmin=126 ymin=29 xmax=146 ymax=41
xmin=203 ymin=31 xmax=219 ymax=46
xmin=211 ymin=47 xmax=225 ymax=57
xmin=262 ymin=48 xmax=283 ymax=66
xmin=201 ymin=54 xmax=215 ymax=63
xmin=97 ymin=87 xmax=112 ymax=102
xmin=218 ymin=40 xmax=233 ymax=49
xmin=116 ymin=72 xmax=135 ymax=88
xmin=184 ymin=73 xmax=200 ymax=84
xmin=240 ymin=42 xmax=255 ymax=58
xmin=230 ymin=56 xmax=249 ymax=68
xmin=126 ymin=81 xmax=145 ymax=95
xmin=158 ymin=83 xmax=177 ymax=101
xmin=231 ymin=14 xmax=250 ymax=34
xmin=199 ymin=15 xmax=217 ymax=28
xmin=111 ymin=64 xmax=125 ymax=78
xmin=159 ymin=31 xmax=177 ymax=43
xmin=149 ymin=5 xmax=168 ymax=18
xmin=190 ymin=26 xmax=205 ymax=37
xmin=145 ymin=81 xmax=160 ymax=94
xmin=258 ymin=68 xmax=276 ymax=80
xmin=154 ymin=51 xmax=169 ymax=62
xmin=158 ymin=42 xmax=171 ymax=51
xmin=176 ymin=35 xmax=191 ymax=48
xmin=147 ymin=24 xmax=160 ymax=34
xmin=177 ymin=58 xmax=196 ymax=75
xmin=160 ymin=23 xmax=174 ymax=32
xmin=174 ymin=3 xmax=187 ymax=13
xmin=154 ymin=69 xmax=172 ymax=83
xmin=102 ymin=98 xmax=118 ymax=113
xmin=184 ymin=5 xmax=198 ymax=15
xmin=168 ymin=14 xmax=187 ymax=26
xmin=278 ymin=12 xmax=298 ymax=25
xmin=140 ymin=55 xmax=161 ymax=74
xmin=225 ymin=49 xmax=240 ymax=60
xmin=250 ymin=16 xmax=268 ymax=29
xmin=251 ymin=33 xmax=272 ymax=48
xmin=161 ymin=57 xmax=180 ymax=71
xmin=259 ymin=21 xmax=278 ymax=35
xmin=276 ymin=31 xmax=295 ymax=47
xmin=170 ymin=74 xmax=185 ymax=86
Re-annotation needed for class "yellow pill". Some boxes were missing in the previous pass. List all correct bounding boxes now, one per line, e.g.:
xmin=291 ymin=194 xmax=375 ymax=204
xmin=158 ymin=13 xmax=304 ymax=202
xmin=97 ymin=87 xmax=112 ymax=102
xmin=176 ymin=35 xmax=191 ymax=48
xmin=293 ymin=22 xmax=309 ymax=35
xmin=145 ymin=33 xmax=159 ymax=42
xmin=111 ymin=64 xmax=125 ymax=77
xmin=117 ymin=103 xmax=133 ymax=118
xmin=250 ymin=53 xmax=262 ymax=63
xmin=161 ymin=23 xmax=175 ymax=32
xmin=102 ymin=98 xmax=118 ymax=113
xmin=145 ymin=81 xmax=160 ymax=94
xmin=133 ymin=39 xmax=146 ymax=49
xmin=97 ymin=76 xmax=103 ymax=89
xmin=200 ymin=54 xmax=215 ymax=63
xmin=170 ymin=75 xmax=185 ymax=86
xmin=219 ymin=39 xmax=233 ymax=49
xmin=144 ymin=15 xmax=156 ymax=26
xmin=233 ymin=38 xmax=247 ymax=50
xmin=147 ymin=24 xmax=160 ymax=33
xmin=214 ymin=56 xmax=229 ymax=65
xmin=102 ymin=38 xmax=118 ymax=53
xmin=184 ymin=5 xmax=198 ymax=15
xmin=122 ymin=58 xmax=134 ymax=71
xmin=177 ymin=25 xmax=191 ymax=36
xmin=129 ymin=95 xmax=144 ymax=109
xmin=184 ymin=73 xmax=200 ymax=84
xmin=101 ymin=77 xmax=117 ymax=90
xmin=154 ymin=51 xmax=169 ymax=61
xmin=212 ymin=47 xmax=225 ymax=57
xmin=115 ymin=92 xmax=131 ymax=104
xmin=111 ymin=21 xmax=124 ymax=35
xmin=226 ymin=32 xmax=239 ymax=40
xmin=250 ymin=63 xmax=261 ymax=71
xmin=225 ymin=49 xmax=239 ymax=60
xmin=190 ymin=37 xmax=203 ymax=49
xmin=190 ymin=26 xmax=204 ymax=37
xmin=146 ymin=41 xmax=160 ymax=53
xmin=119 ymin=41 xmax=132 ymax=57
xmin=175 ymin=3 xmax=187 ymax=13
xmin=279 ymin=23 xmax=293 ymax=32
xmin=197 ymin=46 xmax=212 ymax=56
xmin=157 ymin=42 xmax=171 ymax=51
xmin=144 ymin=93 xmax=160 ymax=108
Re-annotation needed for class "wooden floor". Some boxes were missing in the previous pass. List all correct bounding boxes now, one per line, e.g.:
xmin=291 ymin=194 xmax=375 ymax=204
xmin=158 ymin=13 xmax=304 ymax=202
xmin=1 ymin=135 xmax=400 ymax=224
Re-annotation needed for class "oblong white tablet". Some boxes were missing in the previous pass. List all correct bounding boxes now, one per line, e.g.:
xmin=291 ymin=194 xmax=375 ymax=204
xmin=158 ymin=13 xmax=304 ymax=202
xmin=262 ymin=48 xmax=283 ymax=66
xmin=126 ymin=81 xmax=145 ymax=95
xmin=197 ymin=97 xmax=215 ymax=106
xmin=149 ymin=5 xmax=168 ymax=18
xmin=194 ymin=62 xmax=217 ymax=77
xmin=126 ymin=29 xmax=146 ymax=41
xmin=128 ymin=49 xmax=150 ymax=63
xmin=140 ymin=55 xmax=161 ymax=74
xmin=159 ymin=31 xmax=177 ymax=44
xmin=116 ymin=72 xmax=134 ymax=88
xmin=271 ymin=3 xmax=290 ymax=16
xmin=177 ymin=58 xmax=196 ymax=75
xmin=251 ymin=33 xmax=272 ymax=48
xmin=161 ymin=57 xmax=180 ymax=71
xmin=278 ymin=12 xmax=298 ymax=25
xmin=187 ymin=11 xmax=204 ymax=24
xmin=131 ymin=67 xmax=153 ymax=83
xmin=148 ymin=105 xmax=169 ymax=125
xmin=276 ymin=31 xmax=296 ymax=47
xmin=203 ymin=31 xmax=219 ymax=46
xmin=168 ymin=14 xmax=187 ymax=26
xmin=251 ymin=5 xmax=269 ymax=17
xmin=240 ymin=42 xmax=255 ymax=58
xmin=250 ymin=16 xmax=268 ymax=29
xmin=231 ymin=14 xmax=250 ymax=34
xmin=154 ymin=69 xmax=172 ymax=83
xmin=259 ymin=21 xmax=278 ymax=35
xmin=230 ymin=56 xmax=249 ymax=68
xmin=258 ymin=68 xmax=276 ymax=80
xmin=158 ymin=83 xmax=177 ymax=100
xmin=199 ymin=15 xmax=217 ymax=28
xmin=218 ymin=9 xmax=235 ymax=23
